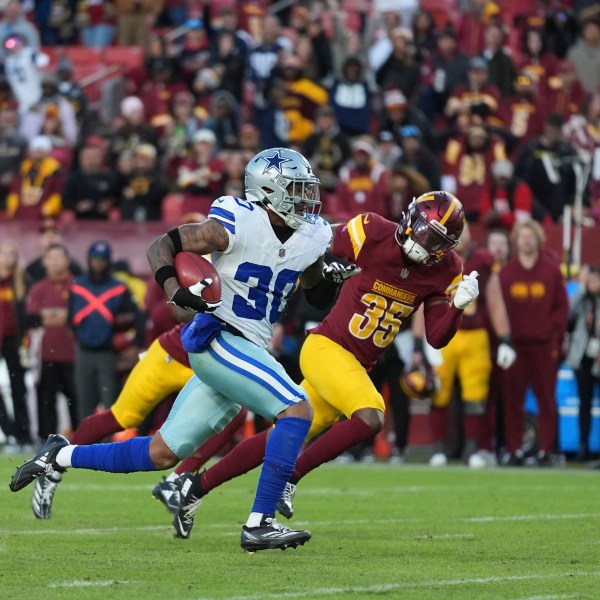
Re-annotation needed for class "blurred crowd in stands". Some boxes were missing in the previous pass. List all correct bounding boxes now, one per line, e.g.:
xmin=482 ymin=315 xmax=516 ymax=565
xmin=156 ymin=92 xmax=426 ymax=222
xmin=0 ymin=0 xmax=599 ymax=466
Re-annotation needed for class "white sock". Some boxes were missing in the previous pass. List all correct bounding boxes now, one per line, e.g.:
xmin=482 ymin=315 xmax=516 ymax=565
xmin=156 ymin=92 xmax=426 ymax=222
xmin=55 ymin=445 xmax=77 ymax=468
xmin=245 ymin=512 xmax=264 ymax=528
xmin=165 ymin=472 xmax=178 ymax=483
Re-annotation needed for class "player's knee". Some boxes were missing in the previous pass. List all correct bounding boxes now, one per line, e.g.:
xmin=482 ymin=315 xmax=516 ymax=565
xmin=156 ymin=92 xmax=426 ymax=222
xmin=278 ymin=398 xmax=313 ymax=422
xmin=149 ymin=435 xmax=179 ymax=469
xmin=353 ymin=408 xmax=384 ymax=433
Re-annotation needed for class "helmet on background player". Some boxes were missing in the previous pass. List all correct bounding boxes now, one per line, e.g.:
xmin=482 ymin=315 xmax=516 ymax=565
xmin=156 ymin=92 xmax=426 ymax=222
xmin=245 ymin=148 xmax=321 ymax=229
xmin=399 ymin=362 xmax=438 ymax=400
xmin=395 ymin=191 xmax=465 ymax=265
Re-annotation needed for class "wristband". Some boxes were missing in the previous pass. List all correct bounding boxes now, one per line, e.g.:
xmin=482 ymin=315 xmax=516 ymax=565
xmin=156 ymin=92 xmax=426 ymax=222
xmin=413 ymin=337 xmax=425 ymax=353
xmin=499 ymin=334 xmax=513 ymax=346
xmin=155 ymin=265 xmax=178 ymax=289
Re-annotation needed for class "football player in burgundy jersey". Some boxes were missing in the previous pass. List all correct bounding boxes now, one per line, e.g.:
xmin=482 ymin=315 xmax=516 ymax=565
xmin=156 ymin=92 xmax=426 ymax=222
xmin=154 ymin=191 xmax=480 ymax=535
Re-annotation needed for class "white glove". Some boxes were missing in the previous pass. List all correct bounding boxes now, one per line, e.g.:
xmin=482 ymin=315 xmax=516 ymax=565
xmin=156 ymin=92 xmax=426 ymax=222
xmin=453 ymin=270 xmax=479 ymax=310
xmin=322 ymin=262 xmax=361 ymax=284
xmin=496 ymin=341 xmax=517 ymax=370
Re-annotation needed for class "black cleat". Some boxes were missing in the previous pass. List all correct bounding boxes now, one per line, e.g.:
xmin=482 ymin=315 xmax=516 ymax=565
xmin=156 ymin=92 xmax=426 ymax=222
xmin=172 ymin=472 xmax=202 ymax=539
xmin=501 ymin=449 xmax=524 ymax=467
xmin=9 ymin=434 xmax=69 ymax=492
xmin=276 ymin=482 xmax=296 ymax=519
xmin=152 ymin=477 xmax=181 ymax=515
xmin=241 ymin=514 xmax=311 ymax=552
xmin=31 ymin=470 xmax=63 ymax=519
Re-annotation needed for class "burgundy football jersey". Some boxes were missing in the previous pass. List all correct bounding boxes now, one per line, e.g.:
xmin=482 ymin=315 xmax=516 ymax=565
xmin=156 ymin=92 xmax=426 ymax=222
xmin=158 ymin=323 xmax=191 ymax=368
xmin=313 ymin=213 xmax=463 ymax=367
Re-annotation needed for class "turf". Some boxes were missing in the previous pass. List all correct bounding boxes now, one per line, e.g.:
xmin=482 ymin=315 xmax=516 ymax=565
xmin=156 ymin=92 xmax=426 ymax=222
xmin=1 ymin=454 xmax=599 ymax=600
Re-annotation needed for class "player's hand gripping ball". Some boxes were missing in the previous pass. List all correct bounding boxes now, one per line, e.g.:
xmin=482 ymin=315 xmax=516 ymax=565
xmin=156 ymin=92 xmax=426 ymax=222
xmin=171 ymin=252 xmax=222 ymax=313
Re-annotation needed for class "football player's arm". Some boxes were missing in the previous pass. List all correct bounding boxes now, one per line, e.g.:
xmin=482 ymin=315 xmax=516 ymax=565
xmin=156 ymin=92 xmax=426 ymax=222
xmin=300 ymin=255 xmax=339 ymax=310
xmin=486 ymin=272 xmax=516 ymax=369
xmin=423 ymin=298 xmax=463 ymax=349
xmin=147 ymin=220 xmax=228 ymax=312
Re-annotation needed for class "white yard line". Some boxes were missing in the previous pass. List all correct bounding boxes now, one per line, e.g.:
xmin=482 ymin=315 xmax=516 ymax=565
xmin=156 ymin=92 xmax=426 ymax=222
xmin=48 ymin=580 xmax=129 ymax=588
xmin=462 ymin=513 xmax=600 ymax=523
xmin=514 ymin=594 xmax=589 ymax=600
xmin=191 ymin=572 xmax=600 ymax=600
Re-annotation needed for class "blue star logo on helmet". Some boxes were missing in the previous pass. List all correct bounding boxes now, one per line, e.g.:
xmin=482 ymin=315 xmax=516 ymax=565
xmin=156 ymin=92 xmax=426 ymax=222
xmin=258 ymin=150 xmax=293 ymax=174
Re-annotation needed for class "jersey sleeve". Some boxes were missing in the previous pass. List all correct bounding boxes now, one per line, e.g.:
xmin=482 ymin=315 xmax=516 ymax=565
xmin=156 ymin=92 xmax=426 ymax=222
xmin=425 ymin=253 xmax=463 ymax=307
xmin=207 ymin=196 xmax=241 ymax=254
xmin=332 ymin=212 xmax=386 ymax=266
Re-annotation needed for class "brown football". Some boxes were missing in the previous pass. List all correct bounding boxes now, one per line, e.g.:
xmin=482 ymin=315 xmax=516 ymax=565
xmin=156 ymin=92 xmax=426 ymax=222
xmin=174 ymin=252 xmax=222 ymax=302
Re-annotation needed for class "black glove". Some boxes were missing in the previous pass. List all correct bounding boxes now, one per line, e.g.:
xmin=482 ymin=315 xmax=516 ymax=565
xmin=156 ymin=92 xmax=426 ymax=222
xmin=322 ymin=262 xmax=361 ymax=285
xmin=169 ymin=279 xmax=222 ymax=313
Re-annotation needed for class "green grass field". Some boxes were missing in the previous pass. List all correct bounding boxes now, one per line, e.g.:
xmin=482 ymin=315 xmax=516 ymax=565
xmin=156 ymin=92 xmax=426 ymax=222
xmin=1 ymin=454 xmax=599 ymax=600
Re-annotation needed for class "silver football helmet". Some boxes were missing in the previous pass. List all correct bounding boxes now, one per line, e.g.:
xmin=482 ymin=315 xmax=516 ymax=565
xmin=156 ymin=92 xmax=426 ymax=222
xmin=245 ymin=148 xmax=321 ymax=229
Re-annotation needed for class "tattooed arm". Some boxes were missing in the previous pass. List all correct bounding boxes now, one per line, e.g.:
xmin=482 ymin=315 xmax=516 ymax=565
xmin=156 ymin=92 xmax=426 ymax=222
xmin=147 ymin=220 xmax=229 ymax=304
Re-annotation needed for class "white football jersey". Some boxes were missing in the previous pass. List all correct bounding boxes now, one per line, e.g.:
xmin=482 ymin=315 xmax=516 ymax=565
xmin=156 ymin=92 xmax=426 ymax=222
xmin=4 ymin=47 xmax=48 ymax=112
xmin=207 ymin=195 xmax=331 ymax=348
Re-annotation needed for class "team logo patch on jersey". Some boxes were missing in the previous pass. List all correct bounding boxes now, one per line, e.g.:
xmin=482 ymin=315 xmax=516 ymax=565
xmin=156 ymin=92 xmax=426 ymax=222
xmin=372 ymin=280 xmax=417 ymax=303
xmin=279 ymin=248 xmax=286 ymax=257
xmin=401 ymin=268 xmax=409 ymax=279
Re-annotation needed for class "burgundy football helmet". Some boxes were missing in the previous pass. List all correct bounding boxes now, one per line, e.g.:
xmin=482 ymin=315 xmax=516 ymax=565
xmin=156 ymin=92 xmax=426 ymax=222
xmin=396 ymin=191 xmax=465 ymax=265
xmin=399 ymin=363 xmax=438 ymax=400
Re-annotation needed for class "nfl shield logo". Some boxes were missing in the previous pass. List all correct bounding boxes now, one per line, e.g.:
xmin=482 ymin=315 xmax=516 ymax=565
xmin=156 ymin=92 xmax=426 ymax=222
xmin=279 ymin=248 xmax=286 ymax=257
xmin=401 ymin=268 xmax=409 ymax=278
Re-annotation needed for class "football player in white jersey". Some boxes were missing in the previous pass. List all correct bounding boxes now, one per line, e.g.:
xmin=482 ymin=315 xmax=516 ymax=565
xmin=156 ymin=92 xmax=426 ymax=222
xmin=3 ymin=34 xmax=48 ymax=113
xmin=10 ymin=148 xmax=350 ymax=553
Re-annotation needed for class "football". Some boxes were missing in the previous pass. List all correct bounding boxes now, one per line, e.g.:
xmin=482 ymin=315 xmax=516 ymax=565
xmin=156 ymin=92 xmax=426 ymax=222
xmin=174 ymin=252 xmax=222 ymax=302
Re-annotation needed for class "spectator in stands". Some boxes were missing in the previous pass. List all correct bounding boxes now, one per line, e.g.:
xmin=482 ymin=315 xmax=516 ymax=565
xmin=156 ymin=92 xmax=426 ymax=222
xmin=6 ymin=135 xmax=63 ymax=220
xmin=500 ymin=221 xmax=569 ymax=466
xmin=203 ymin=90 xmax=240 ymax=152
xmin=366 ymin=9 xmax=402 ymax=73
xmin=25 ymin=243 xmax=78 ymax=441
xmin=178 ymin=17 xmax=211 ymax=83
xmin=0 ymin=0 xmax=40 ymax=57
xmin=114 ymin=0 xmax=163 ymax=54
xmin=24 ymin=219 xmax=82 ymax=286
xmin=375 ymin=27 xmax=420 ymax=103
xmin=329 ymin=137 xmax=389 ymax=222
xmin=0 ymin=239 xmax=31 ymax=452
xmin=174 ymin=128 xmax=223 ymax=216
xmin=220 ymin=150 xmax=246 ymax=199
xmin=396 ymin=124 xmax=442 ymax=190
xmin=0 ymin=107 xmax=26 ymax=213
xmin=517 ymin=27 xmax=559 ymax=95
xmin=55 ymin=58 xmax=90 ymax=144
xmin=20 ymin=72 xmax=78 ymax=147
xmin=70 ymin=240 xmax=143 ymax=420
xmin=204 ymin=5 xmax=251 ymax=59
xmin=380 ymin=89 xmax=434 ymax=150
xmin=445 ymin=56 xmax=502 ymax=129
xmin=412 ymin=9 xmax=437 ymax=63
xmin=206 ymin=30 xmax=246 ymax=103
xmin=3 ymin=33 xmax=49 ymax=114
xmin=302 ymin=105 xmax=351 ymax=196
xmin=278 ymin=53 xmax=328 ymax=145
xmin=498 ymin=70 xmax=546 ymax=152
xmin=567 ymin=15 xmax=600 ymax=93
xmin=546 ymin=60 xmax=587 ymax=120
xmin=386 ymin=164 xmax=429 ymax=222
xmin=237 ymin=123 xmax=261 ymax=157
xmin=75 ymin=0 xmax=117 ymax=48
xmin=425 ymin=27 xmax=469 ymax=120
xmin=563 ymin=91 xmax=600 ymax=222
xmin=63 ymin=144 xmax=117 ymax=220
xmin=374 ymin=130 xmax=401 ymax=172
xmin=118 ymin=143 xmax=165 ymax=221
xmin=565 ymin=264 xmax=600 ymax=462
xmin=162 ymin=91 xmax=201 ymax=168
xmin=458 ymin=0 xmax=502 ymax=55
xmin=248 ymin=15 xmax=288 ymax=107
xmin=486 ymin=228 xmax=512 ymax=266
xmin=479 ymin=159 xmax=534 ymax=229
xmin=328 ymin=0 xmax=368 ymax=76
xmin=442 ymin=124 xmax=507 ymax=221
xmin=482 ymin=22 xmax=516 ymax=98
xmin=515 ymin=113 xmax=578 ymax=222
xmin=34 ymin=0 xmax=77 ymax=45
xmin=253 ymin=77 xmax=289 ymax=149
xmin=108 ymin=96 xmax=158 ymax=167
xmin=329 ymin=56 xmax=372 ymax=137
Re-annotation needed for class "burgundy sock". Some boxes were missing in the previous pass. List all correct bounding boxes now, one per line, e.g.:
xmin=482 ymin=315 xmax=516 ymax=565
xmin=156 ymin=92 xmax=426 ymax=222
xmin=175 ymin=408 xmax=248 ymax=475
xmin=69 ymin=410 xmax=122 ymax=445
xmin=198 ymin=428 xmax=269 ymax=495
xmin=291 ymin=417 xmax=375 ymax=483
xmin=429 ymin=406 xmax=448 ymax=443
xmin=463 ymin=414 xmax=483 ymax=445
